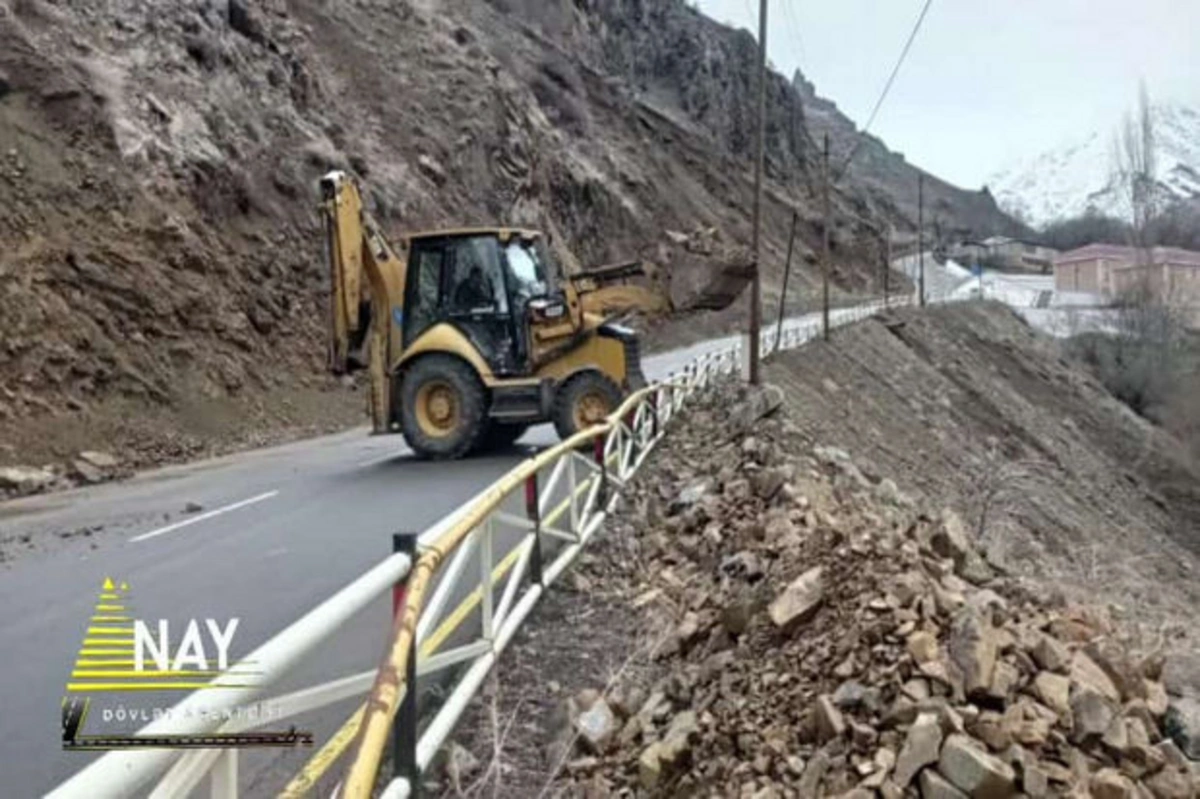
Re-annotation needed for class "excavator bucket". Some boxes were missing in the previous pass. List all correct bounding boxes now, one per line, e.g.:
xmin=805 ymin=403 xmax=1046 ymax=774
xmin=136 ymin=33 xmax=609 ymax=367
xmin=671 ymin=260 xmax=754 ymax=312
xmin=658 ymin=226 xmax=754 ymax=313
xmin=571 ymin=230 xmax=753 ymax=320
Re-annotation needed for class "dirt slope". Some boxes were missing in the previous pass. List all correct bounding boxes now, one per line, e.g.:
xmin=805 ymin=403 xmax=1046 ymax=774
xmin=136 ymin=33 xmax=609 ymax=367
xmin=765 ymin=302 xmax=1200 ymax=630
xmin=0 ymin=0 xmax=1020 ymax=480
xmin=430 ymin=376 xmax=1200 ymax=797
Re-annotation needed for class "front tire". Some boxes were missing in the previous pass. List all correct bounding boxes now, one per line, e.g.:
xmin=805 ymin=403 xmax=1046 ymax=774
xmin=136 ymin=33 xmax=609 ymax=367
xmin=552 ymin=371 xmax=623 ymax=442
xmin=399 ymin=355 xmax=487 ymax=460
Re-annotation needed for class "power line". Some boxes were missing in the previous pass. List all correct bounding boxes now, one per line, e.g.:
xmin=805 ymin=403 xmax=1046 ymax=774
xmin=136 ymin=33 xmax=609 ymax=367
xmin=834 ymin=0 xmax=935 ymax=181
xmin=780 ymin=0 xmax=807 ymax=71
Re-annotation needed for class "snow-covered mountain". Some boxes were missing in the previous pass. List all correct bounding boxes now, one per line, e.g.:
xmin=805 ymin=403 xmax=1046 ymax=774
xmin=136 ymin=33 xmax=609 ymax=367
xmin=987 ymin=103 xmax=1200 ymax=227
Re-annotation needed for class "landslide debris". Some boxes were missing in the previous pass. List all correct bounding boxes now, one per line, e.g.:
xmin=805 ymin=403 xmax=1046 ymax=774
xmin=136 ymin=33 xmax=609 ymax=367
xmin=763 ymin=302 xmax=1200 ymax=638
xmin=0 ymin=0 xmax=1018 ymax=488
xmin=564 ymin=385 xmax=1198 ymax=797
xmin=435 ymin=375 xmax=1200 ymax=798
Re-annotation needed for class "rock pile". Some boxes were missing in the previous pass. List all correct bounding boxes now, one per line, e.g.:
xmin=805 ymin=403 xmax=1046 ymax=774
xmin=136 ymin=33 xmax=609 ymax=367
xmin=0 ymin=450 xmax=125 ymax=498
xmin=557 ymin=383 xmax=1199 ymax=797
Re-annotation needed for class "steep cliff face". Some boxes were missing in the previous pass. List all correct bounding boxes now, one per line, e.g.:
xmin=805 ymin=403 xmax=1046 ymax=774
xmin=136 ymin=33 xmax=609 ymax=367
xmin=0 ymin=0 xmax=1020 ymax=471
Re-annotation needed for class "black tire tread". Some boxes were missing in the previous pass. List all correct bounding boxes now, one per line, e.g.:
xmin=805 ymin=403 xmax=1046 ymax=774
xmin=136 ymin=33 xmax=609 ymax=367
xmin=551 ymin=371 xmax=623 ymax=441
xmin=399 ymin=355 xmax=488 ymax=460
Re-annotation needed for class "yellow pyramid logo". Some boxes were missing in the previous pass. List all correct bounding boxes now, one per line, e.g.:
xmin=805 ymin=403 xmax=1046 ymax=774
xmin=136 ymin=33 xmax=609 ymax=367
xmin=65 ymin=579 xmax=258 ymax=693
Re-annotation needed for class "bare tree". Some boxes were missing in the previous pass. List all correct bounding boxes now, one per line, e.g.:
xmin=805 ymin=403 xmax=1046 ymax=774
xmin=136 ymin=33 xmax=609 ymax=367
xmin=1111 ymin=82 xmax=1159 ymax=251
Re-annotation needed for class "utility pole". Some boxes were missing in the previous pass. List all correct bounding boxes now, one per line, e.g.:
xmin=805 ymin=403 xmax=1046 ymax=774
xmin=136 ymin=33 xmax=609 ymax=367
xmin=774 ymin=210 xmax=798 ymax=353
xmin=917 ymin=174 xmax=925 ymax=307
xmin=884 ymin=226 xmax=892 ymax=307
xmin=747 ymin=0 xmax=768 ymax=385
xmin=822 ymin=133 xmax=831 ymax=340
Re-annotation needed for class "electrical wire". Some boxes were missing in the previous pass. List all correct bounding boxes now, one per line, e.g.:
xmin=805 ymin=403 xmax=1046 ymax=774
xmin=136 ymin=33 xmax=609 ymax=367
xmin=834 ymin=0 xmax=935 ymax=181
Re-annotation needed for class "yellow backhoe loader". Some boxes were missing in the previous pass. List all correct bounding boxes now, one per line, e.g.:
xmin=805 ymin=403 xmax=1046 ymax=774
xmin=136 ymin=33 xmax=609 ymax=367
xmin=319 ymin=170 xmax=748 ymax=459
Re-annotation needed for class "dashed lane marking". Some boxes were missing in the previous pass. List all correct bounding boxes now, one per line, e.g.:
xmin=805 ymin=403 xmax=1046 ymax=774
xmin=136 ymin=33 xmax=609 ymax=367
xmin=128 ymin=491 xmax=279 ymax=543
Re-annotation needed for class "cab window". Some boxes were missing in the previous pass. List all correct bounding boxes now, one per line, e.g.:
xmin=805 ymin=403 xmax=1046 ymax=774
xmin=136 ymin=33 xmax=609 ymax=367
xmin=446 ymin=236 xmax=508 ymax=314
xmin=404 ymin=242 xmax=445 ymax=345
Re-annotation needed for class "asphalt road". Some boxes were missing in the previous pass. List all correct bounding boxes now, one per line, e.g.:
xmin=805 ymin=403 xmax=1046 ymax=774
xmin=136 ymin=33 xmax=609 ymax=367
xmin=0 ymin=306 xmax=886 ymax=797
xmin=0 ymin=318 xmax=782 ymax=797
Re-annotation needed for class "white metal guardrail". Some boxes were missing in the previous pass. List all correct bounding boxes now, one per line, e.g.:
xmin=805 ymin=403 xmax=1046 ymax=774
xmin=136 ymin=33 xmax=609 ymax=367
xmin=50 ymin=294 xmax=933 ymax=798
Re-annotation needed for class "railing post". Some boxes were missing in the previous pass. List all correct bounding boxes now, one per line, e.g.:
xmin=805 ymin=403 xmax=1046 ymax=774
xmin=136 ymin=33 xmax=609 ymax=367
xmin=525 ymin=473 xmax=543 ymax=586
xmin=210 ymin=749 xmax=237 ymax=799
xmin=649 ymin=392 xmax=659 ymax=440
xmin=594 ymin=435 xmax=608 ymax=508
xmin=391 ymin=532 xmax=420 ymax=795
xmin=624 ymin=409 xmax=639 ymax=468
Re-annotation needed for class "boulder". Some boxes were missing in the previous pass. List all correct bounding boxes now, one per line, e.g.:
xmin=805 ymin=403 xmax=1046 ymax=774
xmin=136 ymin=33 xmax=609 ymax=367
xmin=1144 ymin=767 xmax=1194 ymax=799
xmin=753 ymin=465 xmax=793 ymax=499
xmin=0 ymin=465 xmax=53 ymax=493
xmin=1163 ymin=695 xmax=1200 ymax=759
xmin=637 ymin=710 xmax=698 ymax=788
xmin=729 ymin=384 xmax=784 ymax=433
xmin=937 ymin=734 xmax=1016 ymax=798
xmin=1071 ymin=651 xmax=1121 ymax=704
xmin=921 ymin=767 xmax=970 ymax=799
xmin=1086 ymin=639 xmax=1142 ymax=701
xmin=1030 ymin=635 xmax=1070 ymax=673
xmin=78 ymin=450 xmax=119 ymax=469
xmin=1070 ymin=686 xmax=1116 ymax=742
xmin=814 ymin=694 xmax=846 ymax=742
xmin=1089 ymin=767 xmax=1135 ymax=799
xmin=768 ymin=566 xmax=823 ymax=628
xmin=798 ymin=749 xmax=829 ymax=797
xmin=947 ymin=606 xmax=998 ymax=698
xmin=670 ymin=480 xmax=712 ymax=515
xmin=894 ymin=712 xmax=943 ymax=787
xmin=1032 ymin=672 xmax=1071 ymax=717
xmin=71 ymin=459 xmax=105 ymax=484
xmin=575 ymin=698 xmax=618 ymax=753
xmin=444 ymin=741 xmax=480 ymax=787
xmin=931 ymin=509 xmax=972 ymax=565
xmin=908 ymin=631 xmax=940 ymax=664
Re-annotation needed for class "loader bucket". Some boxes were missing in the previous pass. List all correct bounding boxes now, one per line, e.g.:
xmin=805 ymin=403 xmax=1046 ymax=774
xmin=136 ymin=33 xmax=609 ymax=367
xmin=666 ymin=257 xmax=754 ymax=313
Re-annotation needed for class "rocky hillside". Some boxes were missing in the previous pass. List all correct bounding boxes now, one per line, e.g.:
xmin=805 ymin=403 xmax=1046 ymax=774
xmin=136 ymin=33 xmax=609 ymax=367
xmin=0 ymin=0 xmax=1021 ymax=478
xmin=434 ymin=374 xmax=1200 ymax=797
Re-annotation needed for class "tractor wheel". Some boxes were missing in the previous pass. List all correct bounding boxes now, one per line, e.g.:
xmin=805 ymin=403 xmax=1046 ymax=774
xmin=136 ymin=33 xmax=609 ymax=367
xmin=399 ymin=355 xmax=487 ymax=460
xmin=552 ymin=371 xmax=623 ymax=442
xmin=475 ymin=422 xmax=530 ymax=453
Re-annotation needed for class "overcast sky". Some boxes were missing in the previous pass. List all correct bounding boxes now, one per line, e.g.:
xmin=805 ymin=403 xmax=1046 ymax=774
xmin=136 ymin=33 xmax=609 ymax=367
xmin=695 ymin=0 xmax=1200 ymax=189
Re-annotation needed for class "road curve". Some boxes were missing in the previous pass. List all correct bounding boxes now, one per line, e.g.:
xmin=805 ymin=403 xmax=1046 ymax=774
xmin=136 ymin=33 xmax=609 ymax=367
xmin=0 ymin=309 xmax=855 ymax=796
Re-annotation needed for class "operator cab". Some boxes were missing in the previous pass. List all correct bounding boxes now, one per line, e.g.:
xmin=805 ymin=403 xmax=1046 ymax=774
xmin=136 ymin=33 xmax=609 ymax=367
xmin=402 ymin=229 xmax=562 ymax=376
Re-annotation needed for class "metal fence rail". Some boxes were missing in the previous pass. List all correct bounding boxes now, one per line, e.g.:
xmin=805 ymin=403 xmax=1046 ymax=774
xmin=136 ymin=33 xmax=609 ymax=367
xmin=50 ymin=295 xmax=929 ymax=798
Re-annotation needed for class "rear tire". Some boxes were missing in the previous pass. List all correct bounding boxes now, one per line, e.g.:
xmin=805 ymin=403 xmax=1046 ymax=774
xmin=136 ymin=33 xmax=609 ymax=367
xmin=399 ymin=355 xmax=487 ymax=460
xmin=552 ymin=371 xmax=623 ymax=442
xmin=475 ymin=423 xmax=530 ymax=452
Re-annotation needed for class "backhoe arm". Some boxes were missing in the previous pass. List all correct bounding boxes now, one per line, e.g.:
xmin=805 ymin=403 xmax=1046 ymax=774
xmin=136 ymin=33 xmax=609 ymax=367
xmin=319 ymin=170 xmax=406 ymax=432
xmin=320 ymin=171 xmax=406 ymax=373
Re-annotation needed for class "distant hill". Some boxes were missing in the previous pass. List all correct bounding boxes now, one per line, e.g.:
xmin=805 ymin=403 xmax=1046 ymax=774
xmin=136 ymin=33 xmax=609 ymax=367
xmin=988 ymin=102 xmax=1200 ymax=226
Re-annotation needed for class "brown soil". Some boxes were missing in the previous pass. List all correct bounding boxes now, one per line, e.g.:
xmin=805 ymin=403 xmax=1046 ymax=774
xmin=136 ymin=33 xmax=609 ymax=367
xmin=0 ymin=0 xmax=1015 ymax=485
xmin=424 ymin=304 xmax=1200 ymax=797
xmin=764 ymin=302 xmax=1200 ymax=632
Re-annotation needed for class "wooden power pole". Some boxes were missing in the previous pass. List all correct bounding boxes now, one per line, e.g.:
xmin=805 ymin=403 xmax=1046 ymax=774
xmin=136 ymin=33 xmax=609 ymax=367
xmin=917 ymin=174 xmax=925 ymax=307
xmin=822 ymin=133 xmax=831 ymax=340
xmin=774 ymin=210 xmax=798 ymax=353
xmin=884 ymin=226 xmax=892 ymax=307
xmin=747 ymin=0 xmax=768 ymax=384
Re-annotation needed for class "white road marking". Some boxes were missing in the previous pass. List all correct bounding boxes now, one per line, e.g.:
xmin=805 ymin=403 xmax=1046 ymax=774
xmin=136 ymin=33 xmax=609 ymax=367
xmin=129 ymin=491 xmax=279 ymax=543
